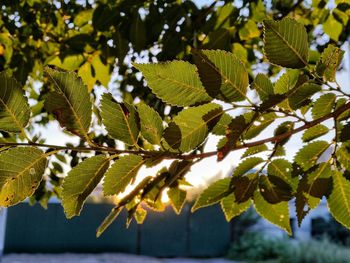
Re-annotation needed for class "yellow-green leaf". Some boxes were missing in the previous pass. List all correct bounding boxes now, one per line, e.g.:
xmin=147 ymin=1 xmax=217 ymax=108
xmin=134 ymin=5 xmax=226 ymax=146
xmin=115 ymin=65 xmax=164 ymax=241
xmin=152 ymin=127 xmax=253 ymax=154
xmin=137 ymin=102 xmax=163 ymax=145
xmin=328 ymin=170 xmax=350 ymax=229
xmin=0 ymin=72 xmax=30 ymax=133
xmin=0 ymin=147 xmax=47 ymax=207
xmin=163 ymin=103 xmax=222 ymax=152
xmin=45 ymin=68 xmax=92 ymax=140
xmin=263 ymin=18 xmax=308 ymax=68
xmin=62 ymin=155 xmax=110 ymax=218
xmin=312 ymin=93 xmax=336 ymax=120
xmin=220 ymin=193 xmax=251 ymax=221
xmin=134 ymin=61 xmax=211 ymax=107
xmin=103 ymin=155 xmax=144 ymax=196
xmin=192 ymin=178 xmax=230 ymax=212
xmin=254 ymin=191 xmax=292 ymax=234
xmin=294 ymin=141 xmax=330 ymax=171
xmin=101 ymin=93 xmax=139 ymax=145
xmin=168 ymin=187 xmax=187 ymax=214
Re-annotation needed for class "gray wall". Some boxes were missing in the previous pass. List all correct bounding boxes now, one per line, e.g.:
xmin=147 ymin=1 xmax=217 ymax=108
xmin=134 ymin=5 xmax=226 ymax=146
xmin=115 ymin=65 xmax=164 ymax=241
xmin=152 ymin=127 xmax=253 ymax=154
xmin=4 ymin=203 xmax=232 ymax=257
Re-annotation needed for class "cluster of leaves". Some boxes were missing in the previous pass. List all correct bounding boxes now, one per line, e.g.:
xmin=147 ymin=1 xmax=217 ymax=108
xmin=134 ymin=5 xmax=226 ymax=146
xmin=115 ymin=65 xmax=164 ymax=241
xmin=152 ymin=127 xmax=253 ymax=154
xmin=1 ymin=16 xmax=350 ymax=236
xmin=2 ymin=0 xmax=349 ymax=118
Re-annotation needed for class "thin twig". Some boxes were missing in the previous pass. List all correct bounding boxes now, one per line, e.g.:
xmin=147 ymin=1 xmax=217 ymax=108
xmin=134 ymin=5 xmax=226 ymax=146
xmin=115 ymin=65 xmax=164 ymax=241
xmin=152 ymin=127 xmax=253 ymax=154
xmin=1 ymin=102 xmax=350 ymax=161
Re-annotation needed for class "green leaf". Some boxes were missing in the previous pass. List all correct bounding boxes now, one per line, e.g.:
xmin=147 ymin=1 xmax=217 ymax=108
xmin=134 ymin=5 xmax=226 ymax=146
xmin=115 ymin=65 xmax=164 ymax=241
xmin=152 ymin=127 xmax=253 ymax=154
xmin=211 ymin=113 xmax=233 ymax=136
xmin=91 ymin=55 xmax=110 ymax=87
xmin=274 ymin=69 xmax=300 ymax=95
xmin=48 ymin=54 xmax=85 ymax=71
xmin=96 ymin=206 xmax=122 ymax=237
xmin=267 ymin=159 xmax=297 ymax=191
xmin=273 ymin=121 xmax=294 ymax=145
xmin=217 ymin=115 xmax=249 ymax=160
xmin=302 ymin=124 xmax=329 ymax=142
xmin=323 ymin=13 xmax=343 ymax=41
xmin=163 ymin=103 xmax=222 ymax=152
xmin=263 ymin=18 xmax=308 ymax=68
xmin=259 ymin=175 xmax=293 ymax=204
xmin=192 ymin=49 xmax=222 ymax=98
xmin=62 ymin=155 xmax=110 ymax=218
xmin=103 ymin=155 xmax=144 ymax=196
xmin=242 ymin=144 xmax=269 ymax=158
xmin=239 ymin=19 xmax=260 ymax=40
xmin=0 ymin=72 xmax=31 ymax=133
xmin=100 ymin=93 xmax=139 ymax=145
xmin=244 ymin=113 xmax=276 ymax=140
xmin=0 ymin=147 xmax=47 ymax=207
xmin=294 ymin=141 xmax=330 ymax=171
xmin=328 ymin=170 xmax=350 ymax=229
xmin=306 ymin=166 xmax=332 ymax=199
xmin=336 ymin=145 xmax=350 ymax=171
xmin=220 ymin=193 xmax=251 ymax=221
xmin=252 ymin=73 xmax=274 ymax=101
xmin=274 ymin=145 xmax=286 ymax=157
xmin=316 ymin=44 xmax=344 ymax=81
xmin=130 ymin=12 xmax=146 ymax=52
xmin=133 ymin=61 xmax=211 ymax=107
xmin=134 ymin=206 xmax=147 ymax=224
xmin=137 ymin=102 xmax=163 ymax=145
xmin=232 ymin=157 xmax=264 ymax=177
xmin=288 ymin=82 xmax=321 ymax=110
xmin=198 ymin=50 xmax=249 ymax=102
xmin=168 ymin=187 xmax=187 ymax=214
xmin=254 ymin=191 xmax=292 ymax=234
xmin=45 ymin=68 xmax=92 ymax=139
xmin=191 ymin=178 xmax=230 ymax=212
xmin=340 ymin=123 xmax=350 ymax=142
xmin=312 ymin=93 xmax=336 ymax=120
xmin=232 ymin=173 xmax=258 ymax=203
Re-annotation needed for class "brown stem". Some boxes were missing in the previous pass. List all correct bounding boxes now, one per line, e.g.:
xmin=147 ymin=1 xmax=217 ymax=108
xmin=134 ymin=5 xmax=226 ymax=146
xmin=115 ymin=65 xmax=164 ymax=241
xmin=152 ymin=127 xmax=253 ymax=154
xmin=1 ymin=102 xmax=350 ymax=161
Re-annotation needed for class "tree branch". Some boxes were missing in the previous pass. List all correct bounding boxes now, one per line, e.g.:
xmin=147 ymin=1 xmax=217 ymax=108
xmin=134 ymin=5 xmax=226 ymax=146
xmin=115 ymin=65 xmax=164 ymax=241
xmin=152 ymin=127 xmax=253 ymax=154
xmin=1 ymin=102 xmax=350 ymax=161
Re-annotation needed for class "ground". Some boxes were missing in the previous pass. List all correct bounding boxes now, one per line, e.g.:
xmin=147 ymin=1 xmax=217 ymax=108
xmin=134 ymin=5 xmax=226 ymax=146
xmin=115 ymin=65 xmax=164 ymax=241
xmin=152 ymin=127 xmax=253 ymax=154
xmin=2 ymin=253 xmax=237 ymax=263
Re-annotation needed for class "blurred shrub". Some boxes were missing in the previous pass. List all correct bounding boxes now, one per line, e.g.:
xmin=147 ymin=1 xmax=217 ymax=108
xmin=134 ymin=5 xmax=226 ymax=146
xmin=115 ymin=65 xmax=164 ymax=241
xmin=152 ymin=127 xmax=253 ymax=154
xmin=226 ymin=233 xmax=350 ymax=263
xmin=312 ymin=217 xmax=350 ymax=245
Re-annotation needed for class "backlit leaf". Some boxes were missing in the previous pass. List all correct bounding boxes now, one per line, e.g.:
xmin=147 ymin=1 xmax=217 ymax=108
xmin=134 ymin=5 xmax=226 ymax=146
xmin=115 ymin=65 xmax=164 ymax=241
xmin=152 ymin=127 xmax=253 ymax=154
xmin=45 ymin=68 xmax=92 ymax=140
xmin=242 ymin=144 xmax=269 ymax=158
xmin=198 ymin=50 xmax=249 ymax=102
xmin=312 ymin=93 xmax=336 ymax=120
xmin=316 ymin=44 xmax=344 ymax=81
xmin=0 ymin=72 xmax=30 ymax=133
xmin=294 ymin=141 xmax=330 ymax=171
xmin=328 ymin=170 xmax=350 ymax=229
xmin=232 ymin=157 xmax=264 ymax=177
xmin=336 ymin=145 xmax=350 ymax=171
xmin=192 ymin=178 xmax=230 ymax=212
xmin=0 ymin=147 xmax=47 ymax=207
xmin=263 ymin=18 xmax=308 ymax=68
xmin=103 ymin=155 xmax=144 ymax=196
xmin=163 ymin=103 xmax=222 ymax=152
xmin=252 ymin=73 xmax=274 ymax=101
xmin=137 ymin=102 xmax=163 ymax=145
xmin=254 ymin=191 xmax=292 ymax=234
xmin=62 ymin=155 xmax=110 ymax=218
xmin=168 ymin=187 xmax=187 ymax=214
xmin=232 ymin=173 xmax=258 ymax=203
xmin=134 ymin=61 xmax=211 ymax=107
xmin=220 ymin=193 xmax=251 ymax=221
xmin=101 ymin=93 xmax=139 ymax=145
xmin=302 ymin=124 xmax=329 ymax=142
